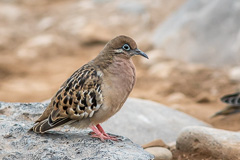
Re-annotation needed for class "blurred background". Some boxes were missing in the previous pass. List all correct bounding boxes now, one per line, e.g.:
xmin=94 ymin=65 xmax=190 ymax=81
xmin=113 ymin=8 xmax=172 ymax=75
xmin=0 ymin=0 xmax=240 ymax=131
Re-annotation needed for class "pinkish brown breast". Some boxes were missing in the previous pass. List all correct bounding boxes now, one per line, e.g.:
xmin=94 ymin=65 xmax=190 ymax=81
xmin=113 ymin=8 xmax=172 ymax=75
xmin=90 ymin=57 xmax=136 ymax=124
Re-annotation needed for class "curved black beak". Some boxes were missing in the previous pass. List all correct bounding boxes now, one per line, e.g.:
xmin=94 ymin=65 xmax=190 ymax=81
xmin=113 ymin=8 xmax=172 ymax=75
xmin=134 ymin=49 xmax=148 ymax=59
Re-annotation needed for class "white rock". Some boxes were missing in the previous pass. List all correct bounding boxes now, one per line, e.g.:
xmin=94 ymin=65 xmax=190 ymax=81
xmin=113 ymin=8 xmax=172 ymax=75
xmin=177 ymin=126 xmax=240 ymax=160
xmin=229 ymin=66 xmax=240 ymax=82
xmin=145 ymin=147 xmax=172 ymax=160
xmin=167 ymin=92 xmax=188 ymax=103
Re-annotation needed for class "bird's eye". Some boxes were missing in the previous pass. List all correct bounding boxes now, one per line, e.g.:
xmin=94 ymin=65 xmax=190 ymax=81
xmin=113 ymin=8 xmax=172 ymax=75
xmin=122 ymin=44 xmax=130 ymax=51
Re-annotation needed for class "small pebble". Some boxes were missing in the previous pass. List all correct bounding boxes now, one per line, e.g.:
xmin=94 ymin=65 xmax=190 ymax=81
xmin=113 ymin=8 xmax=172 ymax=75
xmin=145 ymin=147 xmax=172 ymax=160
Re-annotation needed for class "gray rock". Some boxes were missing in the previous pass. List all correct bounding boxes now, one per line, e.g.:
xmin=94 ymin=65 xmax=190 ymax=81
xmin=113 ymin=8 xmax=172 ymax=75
xmin=176 ymin=126 xmax=240 ymax=160
xmin=117 ymin=1 xmax=146 ymax=14
xmin=0 ymin=102 xmax=153 ymax=160
xmin=102 ymin=98 xmax=210 ymax=144
xmin=152 ymin=0 xmax=240 ymax=67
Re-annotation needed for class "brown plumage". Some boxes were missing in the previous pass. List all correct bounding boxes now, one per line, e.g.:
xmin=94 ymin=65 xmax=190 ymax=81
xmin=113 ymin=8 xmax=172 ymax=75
xmin=30 ymin=35 xmax=148 ymax=141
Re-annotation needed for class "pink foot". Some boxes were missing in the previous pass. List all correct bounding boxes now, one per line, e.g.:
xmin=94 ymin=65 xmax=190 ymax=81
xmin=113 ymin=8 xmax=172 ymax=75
xmin=89 ymin=124 xmax=119 ymax=141
xmin=96 ymin=124 xmax=118 ymax=140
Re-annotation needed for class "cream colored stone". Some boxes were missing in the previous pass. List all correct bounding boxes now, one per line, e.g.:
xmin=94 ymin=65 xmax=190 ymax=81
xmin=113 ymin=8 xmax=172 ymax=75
xmin=229 ymin=66 xmax=240 ymax=82
xmin=145 ymin=147 xmax=172 ymax=160
xmin=177 ymin=126 xmax=240 ymax=160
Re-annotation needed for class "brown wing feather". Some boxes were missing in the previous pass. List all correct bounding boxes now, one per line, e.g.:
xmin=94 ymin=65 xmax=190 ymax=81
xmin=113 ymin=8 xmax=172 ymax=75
xmin=32 ymin=64 xmax=104 ymax=133
xmin=32 ymin=117 xmax=73 ymax=133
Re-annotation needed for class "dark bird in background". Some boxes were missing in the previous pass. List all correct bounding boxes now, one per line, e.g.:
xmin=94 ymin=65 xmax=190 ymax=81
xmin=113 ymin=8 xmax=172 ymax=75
xmin=212 ymin=92 xmax=240 ymax=118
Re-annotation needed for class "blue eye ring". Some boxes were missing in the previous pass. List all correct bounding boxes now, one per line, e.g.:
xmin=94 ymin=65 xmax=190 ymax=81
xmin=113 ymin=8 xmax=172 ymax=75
xmin=122 ymin=44 xmax=130 ymax=51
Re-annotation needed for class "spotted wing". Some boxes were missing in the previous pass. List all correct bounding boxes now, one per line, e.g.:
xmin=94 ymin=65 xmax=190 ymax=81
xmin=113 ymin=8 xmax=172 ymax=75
xmin=221 ymin=92 xmax=240 ymax=106
xmin=32 ymin=64 xmax=103 ymax=133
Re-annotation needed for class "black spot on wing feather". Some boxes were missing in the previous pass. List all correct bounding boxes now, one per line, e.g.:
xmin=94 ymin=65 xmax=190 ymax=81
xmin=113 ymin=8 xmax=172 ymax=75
xmin=48 ymin=114 xmax=55 ymax=125
xmin=75 ymin=85 xmax=80 ymax=90
xmin=47 ymin=114 xmax=72 ymax=128
xmin=63 ymin=96 xmax=68 ymax=104
xmin=69 ymin=97 xmax=73 ymax=105
xmin=56 ymin=102 xmax=59 ymax=108
xmin=74 ymin=101 xmax=78 ymax=105
xmin=91 ymin=98 xmax=97 ymax=109
xmin=76 ymin=92 xmax=81 ymax=101
xmin=55 ymin=88 xmax=63 ymax=97
xmin=53 ymin=65 xmax=101 ymax=118
xmin=80 ymin=106 xmax=85 ymax=110
xmin=90 ymin=91 xmax=96 ymax=99
xmin=65 ymin=86 xmax=70 ymax=92
xmin=66 ymin=77 xmax=72 ymax=84
xmin=81 ymin=98 xmax=87 ymax=107
xmin=68 ymin=80 xmax=73 ymax=88
xmin=57 ymin=95 xmax=61 ymax=100
xmin=91 ymin=98 xmax=97 ymax=110
xmin=80 ymin=92 xmax=89 ymax=107
xmin=64 ymin=79 xmax=74 ymax=92
xmin=77 ymin=76 xmax=82 ymax=82
xmin=79 ymin=79 xmax=86 ymax=88
xmin=89 ymin=91 xmax=97 ymax=109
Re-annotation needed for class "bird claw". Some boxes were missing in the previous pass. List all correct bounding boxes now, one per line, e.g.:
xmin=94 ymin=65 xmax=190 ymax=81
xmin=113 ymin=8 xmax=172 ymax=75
xmin=88 ymin=131 xmax=95 ymax=135
xmin=90 ymin=133 xmax=119 ymax=141
xmin=89 ymin=124 xmax=120 ymax=141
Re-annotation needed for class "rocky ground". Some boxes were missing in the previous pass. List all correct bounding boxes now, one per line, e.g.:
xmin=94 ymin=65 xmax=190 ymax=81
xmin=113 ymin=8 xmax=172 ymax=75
xmin=0 ymin=0 xmax=240 ymax=159
xmin=1 ymin=99 xmax=240 ymax=160
xmin=0 ymin=102 xmax=154 ymax=160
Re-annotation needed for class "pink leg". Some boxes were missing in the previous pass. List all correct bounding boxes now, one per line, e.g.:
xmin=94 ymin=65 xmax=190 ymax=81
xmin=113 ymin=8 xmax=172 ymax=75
xmin=96 ymin=124 xmax=117 ymax=139
xmin=90 ymin=125 xmax=106 ymax=141
xmin=89 ymin=124 xmax=118 ymax=141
